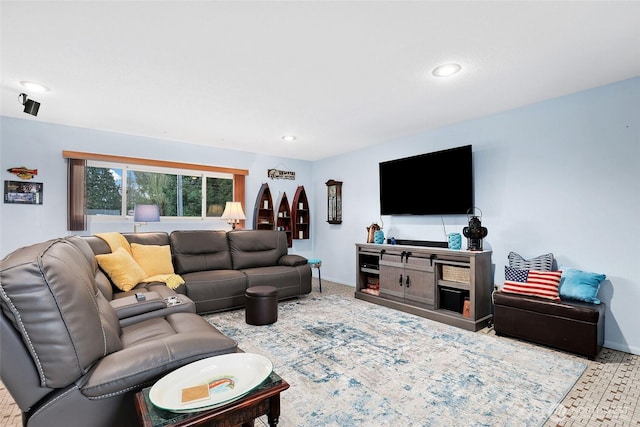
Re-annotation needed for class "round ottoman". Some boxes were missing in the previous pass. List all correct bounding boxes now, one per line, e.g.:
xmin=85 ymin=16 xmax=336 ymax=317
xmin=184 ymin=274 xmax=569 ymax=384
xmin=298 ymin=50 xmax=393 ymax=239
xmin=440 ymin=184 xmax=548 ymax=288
xmin=245 ymin=286 xmax=278 ymax=325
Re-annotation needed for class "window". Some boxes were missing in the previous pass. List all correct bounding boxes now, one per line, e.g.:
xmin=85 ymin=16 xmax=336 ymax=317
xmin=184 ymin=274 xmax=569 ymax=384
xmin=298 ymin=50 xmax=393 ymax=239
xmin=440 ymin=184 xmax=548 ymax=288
xmin=64 ymin=150 xmax=248 ymax=230
xmin=86 ymin=161 xmax=233 ymax=218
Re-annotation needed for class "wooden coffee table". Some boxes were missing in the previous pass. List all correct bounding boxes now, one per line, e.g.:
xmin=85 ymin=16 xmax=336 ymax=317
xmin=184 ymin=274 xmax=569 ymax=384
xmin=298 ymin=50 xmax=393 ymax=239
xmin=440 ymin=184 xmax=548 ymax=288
xmin=135 ymin=371 xmax=289 ymax=427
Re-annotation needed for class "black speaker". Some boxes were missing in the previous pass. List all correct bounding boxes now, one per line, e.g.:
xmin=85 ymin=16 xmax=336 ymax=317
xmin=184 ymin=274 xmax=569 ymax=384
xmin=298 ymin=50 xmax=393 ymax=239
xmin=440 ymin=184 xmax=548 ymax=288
xmin=23 ymin=99 xmax=40 ymax=116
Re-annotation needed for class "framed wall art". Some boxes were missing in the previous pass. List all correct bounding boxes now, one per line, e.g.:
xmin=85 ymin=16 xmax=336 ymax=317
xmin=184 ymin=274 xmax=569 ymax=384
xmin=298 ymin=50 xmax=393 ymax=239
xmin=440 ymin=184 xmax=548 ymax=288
xmin=4 ymin=180 xmax=43 ymax=205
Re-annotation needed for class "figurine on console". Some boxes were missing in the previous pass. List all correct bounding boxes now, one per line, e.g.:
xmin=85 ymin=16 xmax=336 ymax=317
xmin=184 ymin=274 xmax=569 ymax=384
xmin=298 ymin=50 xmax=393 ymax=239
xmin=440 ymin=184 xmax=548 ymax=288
xmin=463 ymin=209 xmax=488 ymax=251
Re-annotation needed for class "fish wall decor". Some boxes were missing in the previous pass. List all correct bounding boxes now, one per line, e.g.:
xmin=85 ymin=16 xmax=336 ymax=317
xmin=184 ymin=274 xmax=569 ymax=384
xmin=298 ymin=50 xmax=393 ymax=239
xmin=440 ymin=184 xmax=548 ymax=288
xmin=7 ymin=166 xmax=38 ymax=180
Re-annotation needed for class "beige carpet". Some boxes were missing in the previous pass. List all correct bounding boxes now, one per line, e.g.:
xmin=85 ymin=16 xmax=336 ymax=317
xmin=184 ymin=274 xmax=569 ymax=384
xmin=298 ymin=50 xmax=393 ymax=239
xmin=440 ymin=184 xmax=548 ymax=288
xmin=2 ymin=280 xmax=639 ymax=426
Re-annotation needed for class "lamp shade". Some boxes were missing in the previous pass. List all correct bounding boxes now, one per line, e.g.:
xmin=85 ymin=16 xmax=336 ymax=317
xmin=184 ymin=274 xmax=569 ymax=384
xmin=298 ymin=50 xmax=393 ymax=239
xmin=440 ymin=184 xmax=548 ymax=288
xmin=133 ymin=204 xmax=160 ymax=222
xmin=220 ymin=202 xmax=246 ymax=221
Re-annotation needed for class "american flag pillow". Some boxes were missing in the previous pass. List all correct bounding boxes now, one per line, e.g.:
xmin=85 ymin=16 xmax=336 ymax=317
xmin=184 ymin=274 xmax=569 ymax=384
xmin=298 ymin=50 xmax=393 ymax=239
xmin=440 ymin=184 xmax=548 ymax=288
xmin=503 ymin=269 xmax=562 ymax=300
xmin=504 ymin=266 xmax=529 ymax=282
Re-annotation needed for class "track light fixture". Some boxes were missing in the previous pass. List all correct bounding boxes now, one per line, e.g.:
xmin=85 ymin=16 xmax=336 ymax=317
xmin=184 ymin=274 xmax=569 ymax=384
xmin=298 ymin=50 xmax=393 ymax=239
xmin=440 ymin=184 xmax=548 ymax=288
xmin=18 ymin=93 xmax=40 ymax=116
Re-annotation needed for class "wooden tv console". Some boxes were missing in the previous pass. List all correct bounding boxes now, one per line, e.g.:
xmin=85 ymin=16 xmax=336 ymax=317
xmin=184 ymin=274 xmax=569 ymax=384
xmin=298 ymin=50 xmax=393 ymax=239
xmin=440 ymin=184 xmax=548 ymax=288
xmin=355 ymin=243 xmax=493 ymax=331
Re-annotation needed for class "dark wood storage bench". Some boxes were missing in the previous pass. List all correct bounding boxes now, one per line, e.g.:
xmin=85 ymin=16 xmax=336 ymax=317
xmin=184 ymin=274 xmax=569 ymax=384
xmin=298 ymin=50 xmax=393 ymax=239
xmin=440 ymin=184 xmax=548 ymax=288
xmin=493 ymin=291 xmax=605 ymax=360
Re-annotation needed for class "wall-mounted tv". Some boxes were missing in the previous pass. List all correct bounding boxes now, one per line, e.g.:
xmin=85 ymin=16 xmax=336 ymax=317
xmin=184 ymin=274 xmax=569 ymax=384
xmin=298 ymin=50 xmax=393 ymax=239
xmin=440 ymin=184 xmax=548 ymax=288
xmin=379 ymin=145 xmax=473 ymax=215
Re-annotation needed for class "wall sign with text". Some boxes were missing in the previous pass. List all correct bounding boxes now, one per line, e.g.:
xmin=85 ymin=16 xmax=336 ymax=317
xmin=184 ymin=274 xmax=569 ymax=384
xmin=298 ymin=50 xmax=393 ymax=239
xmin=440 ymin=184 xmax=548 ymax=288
xmin=267 ymin=169 xmax=295 ymax=180
xmin=4 ymin=180 xmax=43 ymax=205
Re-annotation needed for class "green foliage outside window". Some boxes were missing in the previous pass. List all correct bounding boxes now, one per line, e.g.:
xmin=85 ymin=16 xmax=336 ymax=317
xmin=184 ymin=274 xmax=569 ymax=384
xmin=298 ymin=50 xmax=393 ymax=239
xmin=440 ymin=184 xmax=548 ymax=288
xmin=206 ymin=177 xmax=233 ymax=216
xmin=86 ymin=165 xmax=233 ymax=218
xmin=86 ymin=167 xmax=122 ymax=215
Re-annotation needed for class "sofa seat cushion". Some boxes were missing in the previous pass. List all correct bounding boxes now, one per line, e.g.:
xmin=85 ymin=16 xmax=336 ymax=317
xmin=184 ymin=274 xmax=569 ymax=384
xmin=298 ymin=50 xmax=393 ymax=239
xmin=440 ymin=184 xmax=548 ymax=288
xmin=120 ymin=316 xmax=178 ymax=347
xmin=181 ymin=269 xmax=247 ymax=313
xmin=81 ymin=313 xmax=237 ymax=399
xmin=494 ymin=291 xmax=603 ymax=323
xmin=242 ymin=266 xmax=303 ymax=298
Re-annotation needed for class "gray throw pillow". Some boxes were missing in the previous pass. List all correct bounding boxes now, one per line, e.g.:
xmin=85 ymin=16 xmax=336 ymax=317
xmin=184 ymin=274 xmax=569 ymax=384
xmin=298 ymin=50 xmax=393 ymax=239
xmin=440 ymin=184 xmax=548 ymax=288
xmin=508 ymin=251 xmax=554 ymax=271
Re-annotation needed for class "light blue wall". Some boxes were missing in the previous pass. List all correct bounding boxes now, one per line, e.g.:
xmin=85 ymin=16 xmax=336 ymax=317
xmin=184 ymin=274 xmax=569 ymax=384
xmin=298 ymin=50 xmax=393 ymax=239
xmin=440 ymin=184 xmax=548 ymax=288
xmin=312 ymin=77 xmax=640 ymax=355
xmin=0 ymin=118 xmax=313 ymax=258
xmin=1 ymin=77 xmax=638 ymax=354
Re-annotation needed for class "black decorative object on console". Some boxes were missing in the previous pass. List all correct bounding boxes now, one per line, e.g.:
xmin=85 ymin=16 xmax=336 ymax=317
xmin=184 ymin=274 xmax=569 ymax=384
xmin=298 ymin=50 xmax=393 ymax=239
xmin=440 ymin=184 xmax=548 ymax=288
xmin=463 ymin=207 xmax=488 ymax=251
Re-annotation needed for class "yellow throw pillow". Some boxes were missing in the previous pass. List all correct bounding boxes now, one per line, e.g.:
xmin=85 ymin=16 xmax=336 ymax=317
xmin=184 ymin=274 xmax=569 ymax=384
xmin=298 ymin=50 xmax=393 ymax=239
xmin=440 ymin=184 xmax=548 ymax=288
xmin=95 ymin=247 xmax=147 ymax=292
xmin=130 ymin=243 xmax=175 ymax=277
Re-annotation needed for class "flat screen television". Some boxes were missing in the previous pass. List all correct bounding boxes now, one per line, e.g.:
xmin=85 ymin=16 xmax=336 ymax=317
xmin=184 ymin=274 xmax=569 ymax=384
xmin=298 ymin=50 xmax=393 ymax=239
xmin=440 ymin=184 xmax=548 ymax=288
xmin=379 ymin=145 xmax=473 ymax=215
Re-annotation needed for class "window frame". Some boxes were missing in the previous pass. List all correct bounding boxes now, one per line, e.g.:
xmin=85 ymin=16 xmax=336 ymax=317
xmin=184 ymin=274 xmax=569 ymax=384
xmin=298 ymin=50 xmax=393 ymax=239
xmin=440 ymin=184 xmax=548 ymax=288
xmin=63 ymin=150 xmax=247 ymax=225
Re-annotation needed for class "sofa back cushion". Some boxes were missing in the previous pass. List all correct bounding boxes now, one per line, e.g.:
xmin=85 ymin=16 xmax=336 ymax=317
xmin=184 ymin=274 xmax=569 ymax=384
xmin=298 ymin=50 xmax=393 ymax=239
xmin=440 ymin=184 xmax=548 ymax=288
xmin=82 ymin=235 xmax=112 ymax=256
xmin=170 ymin=230 xmax=233 ymax=273
xmin=227 ymin=230 xmax=288 ymax=270
xmin=123 ymin=231 xmax=170 ymax=247
xmin=84 ymin=232 xmax=170 ymax=255
xmin=0 ymin=237 xmax=122 ymax=389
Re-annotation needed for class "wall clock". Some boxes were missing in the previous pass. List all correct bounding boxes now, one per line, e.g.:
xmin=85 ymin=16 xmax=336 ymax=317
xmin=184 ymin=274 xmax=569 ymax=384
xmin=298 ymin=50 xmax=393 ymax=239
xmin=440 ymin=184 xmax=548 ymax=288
xmin=325 ymin=180 xmax=342 ymax=224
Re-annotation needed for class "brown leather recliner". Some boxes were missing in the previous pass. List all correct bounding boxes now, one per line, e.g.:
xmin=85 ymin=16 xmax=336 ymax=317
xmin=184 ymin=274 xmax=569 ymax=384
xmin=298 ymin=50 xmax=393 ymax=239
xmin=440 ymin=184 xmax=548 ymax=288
xmin=0 ymin=236 xmax=238 ymax=427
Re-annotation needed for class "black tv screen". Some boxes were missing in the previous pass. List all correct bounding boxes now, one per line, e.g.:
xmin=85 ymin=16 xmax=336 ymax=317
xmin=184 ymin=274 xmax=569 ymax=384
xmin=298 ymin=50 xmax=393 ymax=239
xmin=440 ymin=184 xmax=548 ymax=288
xmin=379 ymin=145 xmax=473 ymax=215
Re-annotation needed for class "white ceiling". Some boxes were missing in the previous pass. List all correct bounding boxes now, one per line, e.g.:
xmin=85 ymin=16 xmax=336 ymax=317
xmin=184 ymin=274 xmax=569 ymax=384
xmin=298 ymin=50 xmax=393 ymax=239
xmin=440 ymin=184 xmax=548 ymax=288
xmin=1 ymin=1 xmax=639 ymax=161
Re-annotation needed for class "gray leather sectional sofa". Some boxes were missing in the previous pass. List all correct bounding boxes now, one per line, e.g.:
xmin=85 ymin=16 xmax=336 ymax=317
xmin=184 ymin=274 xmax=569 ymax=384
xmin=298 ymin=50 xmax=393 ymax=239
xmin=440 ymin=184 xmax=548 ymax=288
xmin=83 ymin=229 xmax=312 ymax=313
xmin=0 ymin=229 xmax=311 ymax=427
xmin=0 ymin=236 xmax=238 ymax=427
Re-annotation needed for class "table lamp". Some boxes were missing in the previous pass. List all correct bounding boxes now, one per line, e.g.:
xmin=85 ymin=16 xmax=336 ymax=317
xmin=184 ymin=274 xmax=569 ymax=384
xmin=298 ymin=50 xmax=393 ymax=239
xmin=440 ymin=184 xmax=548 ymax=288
xmin=221 ymin=202 xmax=245 ymax=229
xmin=133 ymin=204 xmax=160 ymax=233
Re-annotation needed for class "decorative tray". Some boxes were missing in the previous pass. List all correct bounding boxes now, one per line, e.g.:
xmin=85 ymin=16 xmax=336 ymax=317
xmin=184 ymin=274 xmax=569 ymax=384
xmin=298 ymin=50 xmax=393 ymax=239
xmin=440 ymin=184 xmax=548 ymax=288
xmin=149 ymin=353 xmax=273 ymax=413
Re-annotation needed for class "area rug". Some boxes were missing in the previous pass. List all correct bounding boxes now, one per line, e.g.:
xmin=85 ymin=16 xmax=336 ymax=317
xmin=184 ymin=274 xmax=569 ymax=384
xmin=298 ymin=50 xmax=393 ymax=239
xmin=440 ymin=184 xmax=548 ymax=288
xmin=205 ymin=294 xmax=586 ymax=426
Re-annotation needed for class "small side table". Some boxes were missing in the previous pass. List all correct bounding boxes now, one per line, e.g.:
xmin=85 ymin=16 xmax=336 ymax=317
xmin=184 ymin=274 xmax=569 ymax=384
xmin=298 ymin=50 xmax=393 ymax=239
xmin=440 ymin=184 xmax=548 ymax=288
xmin=307 ymin=259 xmax=322 ymax=293
xmin=135 ymin=371 xmax=289 ymax=427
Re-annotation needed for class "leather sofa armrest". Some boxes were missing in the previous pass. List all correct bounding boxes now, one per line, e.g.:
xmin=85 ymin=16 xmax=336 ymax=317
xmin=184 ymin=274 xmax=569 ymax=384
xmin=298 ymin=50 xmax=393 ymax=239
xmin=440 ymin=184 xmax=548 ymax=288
xmin=279 ymin=254 xmax=308 ymax=267
xmin=110 ymin=292 xmax=167 ymax=319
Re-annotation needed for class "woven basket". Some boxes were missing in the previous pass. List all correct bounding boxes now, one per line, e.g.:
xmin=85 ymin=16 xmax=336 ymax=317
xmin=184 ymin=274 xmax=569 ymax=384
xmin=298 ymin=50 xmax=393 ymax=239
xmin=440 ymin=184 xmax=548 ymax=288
xmin=442 ymin=265 xmax=470 ymax=284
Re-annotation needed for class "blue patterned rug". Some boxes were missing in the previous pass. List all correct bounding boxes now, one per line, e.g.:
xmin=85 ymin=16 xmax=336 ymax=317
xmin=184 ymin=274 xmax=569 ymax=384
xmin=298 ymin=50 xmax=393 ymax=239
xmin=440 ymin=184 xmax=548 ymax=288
xmin=206 ymin=294 xmax=585 ymax=426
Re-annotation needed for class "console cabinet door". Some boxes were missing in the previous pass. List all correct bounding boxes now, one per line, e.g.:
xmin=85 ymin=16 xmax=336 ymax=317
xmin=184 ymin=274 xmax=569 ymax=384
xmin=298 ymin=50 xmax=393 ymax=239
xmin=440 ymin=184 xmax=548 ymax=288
xmin=379 ymin=250 xmax=435 ymax=306
xmin=379 ymin=251 xmax=404 ymax=300
xmin=403 ymin=254 xmax=435 ymax=307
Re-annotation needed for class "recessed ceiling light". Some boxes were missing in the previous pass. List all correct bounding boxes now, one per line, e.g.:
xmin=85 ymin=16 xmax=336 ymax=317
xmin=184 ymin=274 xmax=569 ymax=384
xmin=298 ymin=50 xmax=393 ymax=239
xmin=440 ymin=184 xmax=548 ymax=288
xmin=20 ymin=81 xmax=49 ymax=93
xmin=282 ymin=135 xmax=296 ymax=142
xmin=432 ymin=63 xmax=462 ymax=78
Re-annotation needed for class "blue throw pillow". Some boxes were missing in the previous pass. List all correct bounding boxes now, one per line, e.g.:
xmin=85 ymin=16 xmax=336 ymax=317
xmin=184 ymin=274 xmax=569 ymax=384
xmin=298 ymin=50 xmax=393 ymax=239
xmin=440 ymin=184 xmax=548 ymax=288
xmin=559 ymin=268 xmax=606 ymax=304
